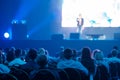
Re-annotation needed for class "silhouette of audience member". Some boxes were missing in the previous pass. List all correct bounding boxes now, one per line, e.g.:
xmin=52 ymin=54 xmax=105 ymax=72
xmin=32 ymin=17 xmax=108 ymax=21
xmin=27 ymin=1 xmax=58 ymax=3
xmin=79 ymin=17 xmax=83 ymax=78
xmin=56 ymin=46 xmax=64 ymax=59
xmin=6 ymin=50 xmax=15 ymax=64
xmin=108 ymin=49 xmax=120 ymax=80
xmin=107 ymin=46 xmax=120 ymax=58
xmin=93 ymin=49 xmax=109 ymax=73
xmin=72 ymin=49 xmax=78 ymax=61
xmin=30 ymin=54 xmax=49 ymax=79
xmin=93 ymin=49 xmax=109 ymax=71
xmin=8 ymin=49 xmax=26 ymax=67
xmin=0 ymin=50 xmax=10 ymax=73
xmin=57 ymin=48 xmax=88 ymax=75
xmin=45 ymin=49 xmax=58 ymax=69
xmin=113 ymin=46 xmax=120 ymax=59
xmin=108 ymin=49 xmax=120 ymax=63
xmin=80 ymin=47 xmax=96 ymax=79
xmin=20 ymin=48 xmax=39 ymax=74
xmin=93 ymin=49 xmax=110 ymax=80
xmin=36 ymin=54 xmax=48 ymax=69
xmin=37 ymin=48 xmax=46 ymax=55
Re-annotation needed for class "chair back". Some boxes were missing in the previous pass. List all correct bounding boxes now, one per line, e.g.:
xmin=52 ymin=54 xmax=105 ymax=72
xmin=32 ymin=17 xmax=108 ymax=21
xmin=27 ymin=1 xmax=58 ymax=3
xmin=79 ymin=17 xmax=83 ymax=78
xmin=32 ymin=69 xmax=59 ymax=80
xmin=94 ymin=64 xmax=109 ymax=80
xmin=10 ymin=67 xmax=30 ymax=80
xmin=56 ymin=69 xmax=69 ymax=80
xmin=109 ymin=62 xmax=120 ymax=80
xmin=0 ymin=73 xmax=17 ymax=80
xmin=64 ymin=68 xmax=81 ymax=80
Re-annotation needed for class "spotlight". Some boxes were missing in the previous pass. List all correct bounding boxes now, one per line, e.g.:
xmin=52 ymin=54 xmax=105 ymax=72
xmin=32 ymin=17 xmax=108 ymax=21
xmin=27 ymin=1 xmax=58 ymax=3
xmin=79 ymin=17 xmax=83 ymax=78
xmin=27 ymin=34 xmax=29 ymax=38
xmin=4 ymin=32 xmax=10 ymax=38
xmin=11 ymin=19 xmax=26 ymax=24
xmin=11 ymin=20 xmax=19 ymax=24
xmin=21 ymin=20 xmax=26 ymax=24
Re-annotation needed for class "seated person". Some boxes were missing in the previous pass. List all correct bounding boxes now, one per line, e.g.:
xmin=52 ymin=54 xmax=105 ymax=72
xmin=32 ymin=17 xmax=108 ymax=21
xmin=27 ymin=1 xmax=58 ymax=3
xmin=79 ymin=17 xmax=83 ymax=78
xmin=57 ymin=48 xmax=88 ymax=75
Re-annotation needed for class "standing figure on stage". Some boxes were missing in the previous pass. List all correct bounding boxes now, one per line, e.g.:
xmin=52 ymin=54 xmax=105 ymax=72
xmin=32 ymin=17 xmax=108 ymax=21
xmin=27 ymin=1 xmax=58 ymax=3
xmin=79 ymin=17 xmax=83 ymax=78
xmin=76 ymin=13 xmax=84 ymax=33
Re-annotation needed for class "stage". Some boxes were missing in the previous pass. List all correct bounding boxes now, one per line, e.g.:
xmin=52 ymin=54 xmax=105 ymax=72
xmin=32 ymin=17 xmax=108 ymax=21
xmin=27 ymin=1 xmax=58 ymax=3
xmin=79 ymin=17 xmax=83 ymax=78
xmin=58 ymin=27 xmax=120 ymax=40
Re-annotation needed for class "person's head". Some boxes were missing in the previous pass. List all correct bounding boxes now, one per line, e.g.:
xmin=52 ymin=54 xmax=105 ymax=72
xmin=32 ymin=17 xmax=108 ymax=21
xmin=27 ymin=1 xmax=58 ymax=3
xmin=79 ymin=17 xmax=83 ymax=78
xmin=0 ymin=50 xmax=3 ymax=63
xmin=111 ymin=49 xmax=118 ymax=57
xmin=113 ymin=46 xmax=119 ymax=50
xmin=72 ymin=49 xmax=77 ymax=59
xmin=36 ymin=54 xmax=48 ymax=68
xmin=27 ymin=48 xmax=37 ymax=61
xmin=92 ymin=49 xmax=101 ymax=58
xmin=4 ymin=48 xmax=9 ymax=54
xmin=6 ymin=50 xmax=15 ymax=62
xmin=45 ymin=50 xmax=49 ymax=56
xmin=81 ymin=47 xmax=91 ymax=59
xmin=10 ymin=47 xmax=16 ymax=52
xmin=15 ymin=49 xmax=22 ymax=58
xmin=38 ymin=48 xmax=45 ymax=55
xmin=93 ymin=49 xmax=104 ymax=60
xmin=63 ymin=48 xmax=73 ymax=59
xmin=78 ymin=13 xmax=82 ymax=18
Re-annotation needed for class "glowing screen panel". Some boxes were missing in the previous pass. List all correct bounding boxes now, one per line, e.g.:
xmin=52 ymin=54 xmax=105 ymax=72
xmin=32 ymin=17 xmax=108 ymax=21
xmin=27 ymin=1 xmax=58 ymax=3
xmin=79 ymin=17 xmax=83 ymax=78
xmin=62 ymin=0 xmax=120 ymax=27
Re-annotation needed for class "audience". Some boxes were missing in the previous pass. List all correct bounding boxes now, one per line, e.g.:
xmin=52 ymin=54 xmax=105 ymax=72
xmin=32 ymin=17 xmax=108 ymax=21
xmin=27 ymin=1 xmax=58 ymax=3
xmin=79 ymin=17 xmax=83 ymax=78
xmin=0 ymin=45 xmax=120 ymax=80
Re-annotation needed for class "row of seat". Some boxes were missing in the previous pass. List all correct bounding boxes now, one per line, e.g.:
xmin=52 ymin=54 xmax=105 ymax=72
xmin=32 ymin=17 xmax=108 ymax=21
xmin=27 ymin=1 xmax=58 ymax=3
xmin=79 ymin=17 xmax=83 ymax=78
xmin=1 ymin=63 xmax=120 ymax=80
xmin=0 ymin=67 xmax=87 ymax=80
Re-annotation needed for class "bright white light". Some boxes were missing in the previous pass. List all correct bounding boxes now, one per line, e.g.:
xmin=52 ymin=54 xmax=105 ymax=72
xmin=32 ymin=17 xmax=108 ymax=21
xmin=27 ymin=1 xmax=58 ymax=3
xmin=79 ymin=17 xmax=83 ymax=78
xmin=4 ymin=32 xmax=9 ymax=38
xmin=62 ymin=0 xmax=120 ymax=27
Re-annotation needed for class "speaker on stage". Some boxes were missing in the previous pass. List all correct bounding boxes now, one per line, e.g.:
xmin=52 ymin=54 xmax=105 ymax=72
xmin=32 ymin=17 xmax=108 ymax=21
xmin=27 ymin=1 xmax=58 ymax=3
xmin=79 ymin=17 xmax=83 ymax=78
xmin=70 ymin=33 xmax=80 ymax=39
xmin=114 ymin=33 xmax=120 ymax=40
xmin=51 ymin=34 xmax=64 ymax=40
xmin=12 ymin=23 xmax=27 ymax=40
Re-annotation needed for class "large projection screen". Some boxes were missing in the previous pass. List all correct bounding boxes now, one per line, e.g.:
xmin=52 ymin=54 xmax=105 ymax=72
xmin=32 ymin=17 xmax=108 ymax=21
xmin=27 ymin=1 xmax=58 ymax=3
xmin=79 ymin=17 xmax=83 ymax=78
xmin=62 ymin=0 xmax=120 ymax=27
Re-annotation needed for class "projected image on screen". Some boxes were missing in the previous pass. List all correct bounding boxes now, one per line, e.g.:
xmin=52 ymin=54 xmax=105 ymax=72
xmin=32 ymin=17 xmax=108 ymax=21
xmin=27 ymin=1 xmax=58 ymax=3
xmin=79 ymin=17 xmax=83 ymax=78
xmin=62 ymin=0 xmax=120 ymax=27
